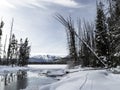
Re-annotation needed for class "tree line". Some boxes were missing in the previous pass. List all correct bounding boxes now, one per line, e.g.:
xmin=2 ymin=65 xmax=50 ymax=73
xmin=0 ymin=19 xmax=31 ymax=66
xmin=56 ymin=0 xmax=120 ymax=68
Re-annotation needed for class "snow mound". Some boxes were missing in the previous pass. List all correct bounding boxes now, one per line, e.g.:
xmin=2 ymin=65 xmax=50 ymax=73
xmin=39 ymin=70 xmax=120 ymax=90
xmin=21 ymin=86 xmax=39 ymax=90
xmin=88 ymin=70 xmax=109 ymax=79
xmin=0 ymin=65 xmax=28 ymax=75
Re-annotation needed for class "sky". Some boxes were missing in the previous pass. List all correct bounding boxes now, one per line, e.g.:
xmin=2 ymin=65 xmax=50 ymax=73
xmin=0 ymin=0 xmax=99 ymax=57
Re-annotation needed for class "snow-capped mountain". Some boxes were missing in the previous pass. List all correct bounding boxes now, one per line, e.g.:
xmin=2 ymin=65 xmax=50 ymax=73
xmin=29 ymin=55 xmax=61 ymax=63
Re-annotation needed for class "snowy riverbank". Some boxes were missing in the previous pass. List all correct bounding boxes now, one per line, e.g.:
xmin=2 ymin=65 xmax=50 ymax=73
xmin=21 ymin=65 xmax=120 ymax=90
xmin=38 ymin=68 xmax=120 ymax=90
xmin=1 ymin=65 xmax=120 ymax=90
xmin=0 ymin=65 xmax=28 ymax=75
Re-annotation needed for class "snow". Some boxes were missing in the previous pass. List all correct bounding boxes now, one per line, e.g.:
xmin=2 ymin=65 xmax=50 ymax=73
xmin=47 ymin=69 xmax=65 ymax=77
xmin=0 ymin=65 xmax=28 ymax=75
xmin=2 ymin=65 xmax=120 ymax=90
xmin=28 ymin=64 xmax=67 ymax=70
xmin=28 ymin=64 xmax=67 ymax=78
xmin=29 ymin=55 xmax=61 ymax=63
xmin=39 ymin=69 xmax=120 ymax=90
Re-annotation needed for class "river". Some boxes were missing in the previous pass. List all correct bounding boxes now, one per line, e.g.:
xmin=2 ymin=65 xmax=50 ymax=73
xmin=0 ymin=64 xmax=67 ymax=90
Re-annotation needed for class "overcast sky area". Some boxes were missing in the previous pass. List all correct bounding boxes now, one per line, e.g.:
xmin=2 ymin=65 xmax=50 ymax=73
xmin=0 ymin=0 xmax=103 ymax=57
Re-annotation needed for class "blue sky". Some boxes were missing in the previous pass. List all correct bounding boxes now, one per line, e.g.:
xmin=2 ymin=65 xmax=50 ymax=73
xmin=0 ymin=0 xmax=98 ymax=56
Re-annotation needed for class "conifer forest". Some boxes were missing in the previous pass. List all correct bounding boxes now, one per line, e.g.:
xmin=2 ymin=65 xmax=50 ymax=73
xmin=0 ymin=19 xmax=31 ymax=66
xmin=56 ymin=0 xmax=120 ymax=68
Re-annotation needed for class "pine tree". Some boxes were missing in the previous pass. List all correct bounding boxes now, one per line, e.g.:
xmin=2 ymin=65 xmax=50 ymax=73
xmin=6 ymin=34 xmax=18 ymax=66
xmin=107 ymin=0 xmax=120 ymax=66
xmin=95 ymin=2 xmax=109 ymax=66
xmin=18 ymin=38 xmax=23 ymax=66
xmin=14 ymin=39 xmax=18 ymax=65
xmin=19 ymin=38 xmax=30 ymax=66
xmin=0 ymin=21 xmax=4 ymax=64
xmin=23 ymin=38 xmax=30 ymax=65
xmin=10 ymin=34 xmax=17 ymax=66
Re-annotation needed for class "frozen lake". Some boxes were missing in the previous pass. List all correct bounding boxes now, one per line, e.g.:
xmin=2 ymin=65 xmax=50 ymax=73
xmin=0 ymin=64 xmax=67 ymax=90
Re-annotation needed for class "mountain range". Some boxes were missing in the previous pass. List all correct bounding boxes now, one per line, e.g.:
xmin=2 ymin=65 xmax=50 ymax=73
xmin=29 ymin=55 xmax=61 ymax=63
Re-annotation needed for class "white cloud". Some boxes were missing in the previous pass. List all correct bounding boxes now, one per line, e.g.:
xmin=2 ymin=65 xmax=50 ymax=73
xmin=0 ymin=0 xmax=90 ymax=56
xmin=1 ymin=0 xmax=81 ymax=9
xmin=42 ymin=0 xmax=81 ymax=8
xmin=0 ymin=0 xmax=15 ymax=9
xmin=2 ymin=0 xmax=46 ymax=9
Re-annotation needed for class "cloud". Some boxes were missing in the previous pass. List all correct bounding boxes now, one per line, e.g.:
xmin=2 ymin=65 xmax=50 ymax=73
xmin=1 ymin=0 xmax=47 ymax=9
xmin=42 ymin=0 xmax=81 ymax=8
xmin=0 ymin=0 xmax=15 ymax=9
xmin=0 ymin=0 xmax=96 ymax=56
xmin=2 ymin=0 xmax=82 ymax=9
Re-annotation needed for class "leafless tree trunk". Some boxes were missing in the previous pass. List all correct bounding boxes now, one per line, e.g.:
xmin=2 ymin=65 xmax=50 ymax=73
xmin=55 ymin=14 xmax=106 ymax=67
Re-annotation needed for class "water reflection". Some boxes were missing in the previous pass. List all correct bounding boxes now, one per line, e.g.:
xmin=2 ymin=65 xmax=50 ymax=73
xmin=17 ymin=71 xmax=28 ymax=90
xmin=0 ymin=70 xmax=28 ymax=90
xmin=0 ymin=70 xmax=59 ymax=90
xmin=0 ymin=76 xmax=5 ymax=90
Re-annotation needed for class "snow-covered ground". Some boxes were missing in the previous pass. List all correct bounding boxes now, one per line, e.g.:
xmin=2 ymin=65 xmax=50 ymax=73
xmin=1 ymin=65 xmax=120 ymax=90
xmin=28 ymin=64 xmax=67 ymax=70
xmin=22 ymin=65 xmax=120 ymax=90
xmin=38 ymin=69 xmax=120 ymax=90
xmin=28 ymin=65 xmax=67 ymax=76
xmin=0 ymin=65 xmax=28 ymax=75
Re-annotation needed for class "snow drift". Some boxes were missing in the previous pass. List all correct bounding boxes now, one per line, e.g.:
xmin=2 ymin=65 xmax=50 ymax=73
xmin=39 ymin=70 xmax=120 ymax=90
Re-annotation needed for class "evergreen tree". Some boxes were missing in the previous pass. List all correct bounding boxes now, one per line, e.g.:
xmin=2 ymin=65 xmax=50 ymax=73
xmin=19 ymin=38 xmax=30 ymax=66
xmin=7 ymin=34 xmax=18 ymax=66
xmin=7 ymin=43 xmax=11 ymax=65
xmin=18 ymin=38 xmax=23 ymax=66
xmin=14 ymin=39 xmax=18 ymax=65
xmin=10 ymin=34 xmax=17 ymax=66
xmin=7 ymin=39 xmax=12 ymax=65
xmin=95 ymin=2 xmax=109 ymax=66
xmin=0 ymin=21 xmax=4 ymax=64
xmin=107 ymin=0 xmax=120 ymax=66
xmin=23 ymin=38 xmax=30 ymax=65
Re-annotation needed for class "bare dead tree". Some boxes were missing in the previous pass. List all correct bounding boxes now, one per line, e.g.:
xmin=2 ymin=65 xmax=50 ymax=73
xmin=55 ymin=14 xmax=107 ymax=67
xmin=55 ymin=14 xmax=78 ymax=66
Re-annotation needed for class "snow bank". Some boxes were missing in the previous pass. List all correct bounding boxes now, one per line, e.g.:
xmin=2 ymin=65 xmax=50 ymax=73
xmin=0 ymin=65 xmax=28 ymax=75
xmin=28 ymin=64 xmax=67 ymax=70
xmin=21 ymin=86 xmax=40 ymax=90
xmin=39 ymin=70 xmax=120 ymax=90
xmin=47 ymin=69 xmax=65 ymax=77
